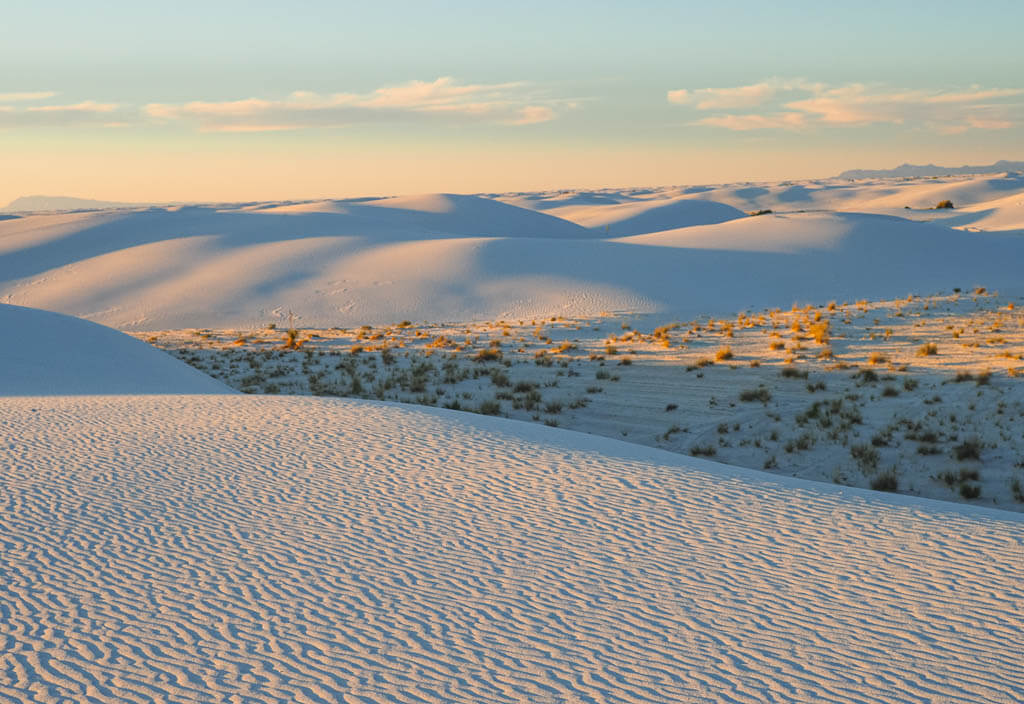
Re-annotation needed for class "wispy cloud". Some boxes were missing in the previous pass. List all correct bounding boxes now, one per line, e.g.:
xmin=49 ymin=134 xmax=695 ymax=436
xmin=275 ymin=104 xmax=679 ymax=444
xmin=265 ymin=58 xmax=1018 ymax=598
xmin=0 ymin=97 xmax=125 ymax=128
xmin=668 ymin=78 xmax=820 ymax=111
xmin=145 ymin=77 xmax=565 ymax=131
xmin=696 ymin=112 xmax=807 ymax=131
xmin=669 ymin=79 xmax=1023 ymax=133
xmin=26 ymin=100 xmax=117 ymax=113
xmin=0 ymin=91 xmax=57 ymax=102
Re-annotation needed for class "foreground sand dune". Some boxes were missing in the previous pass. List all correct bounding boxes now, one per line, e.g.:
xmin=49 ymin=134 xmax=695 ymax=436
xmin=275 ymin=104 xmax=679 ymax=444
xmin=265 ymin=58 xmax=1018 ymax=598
xmin=0 ymin=303 xmax=230 ymax=395
xmin=2 ymin=395 xmax=1021 ymax=703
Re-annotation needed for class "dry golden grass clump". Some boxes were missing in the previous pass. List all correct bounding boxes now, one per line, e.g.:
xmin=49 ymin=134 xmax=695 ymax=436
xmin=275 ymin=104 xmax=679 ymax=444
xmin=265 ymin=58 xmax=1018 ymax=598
xmin=808 ymin=321 xmax=830 ymax=344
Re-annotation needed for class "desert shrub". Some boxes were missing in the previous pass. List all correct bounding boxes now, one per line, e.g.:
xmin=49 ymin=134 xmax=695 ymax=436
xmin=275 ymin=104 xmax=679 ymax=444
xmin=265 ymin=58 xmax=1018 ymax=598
xmin=806 ymin=380 xmax=826 ymax=393
xmin=474 ymin=348 xmax=502 ymax=363
xmin=477 ymin=400 xmax=502 ymax=416
xmin=917 ymin=444 xmax=941 ymax=455
xmin=959 ymin=483 xmax=981 ymax=499
xmin=748 ymin=209 xmax=773 ymax=216
xmin=917 ymin=342 xmax=938 ymax=356
xmin=808 ymin=321 xmax=830 ymax=344
xmin=871 ymin=472 xmax=899 ymax=492
xmin=851 ymin=444 xmax=880 ymax=471
xmin=953 ymin=438 xmax=982 ymax=461
xmin=853 ymin=369 xmax=878 ymax=384
xmin=868 ymin=352 xmax=888 ymax=365
xmin=953 ymin=371 xmax=974 ymax=383
xmin=1012 ymin=479 xmax=1024 ymax=503
xmin=543 ymin=401 xmax=563 ymax=414
xmin=769 ymin=341 xmax=786 ymax=351
xmin=618 ymin=357 xmax=633 ymax=366
xmin=903 ymin=378 xmax=919 ymax=391
xmin=715 ymin=346 xmax=734 ymax=361
xmin=739 ymin=387 xmax=772 ymax=403
xmin=881 ymin=386 xmax=900 ymax=397
xmin=665 ymin=403 xmax=678 ymax=411
xmin=690 ymin=444 xmax=717 ymax=457
xmin=935 ymin=199 xmax=954 ymax=209
xmin=780 ymin=366 xmax=808 ymax=379
xmin=975 ymin=371 xmax=991 ymax=386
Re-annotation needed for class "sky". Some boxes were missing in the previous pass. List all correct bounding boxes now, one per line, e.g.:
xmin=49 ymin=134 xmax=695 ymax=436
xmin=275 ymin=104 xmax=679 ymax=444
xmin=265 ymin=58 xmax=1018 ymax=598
xmin=2 ymin=0 xmax=1023 ymax=204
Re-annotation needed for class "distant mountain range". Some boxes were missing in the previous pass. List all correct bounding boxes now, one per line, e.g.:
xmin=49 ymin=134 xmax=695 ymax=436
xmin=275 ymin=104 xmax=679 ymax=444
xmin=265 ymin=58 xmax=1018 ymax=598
xmin=1 ymin=195 xmax=152 ymax=212
xmin=838 ymin=160 xmax=1024 ymax=180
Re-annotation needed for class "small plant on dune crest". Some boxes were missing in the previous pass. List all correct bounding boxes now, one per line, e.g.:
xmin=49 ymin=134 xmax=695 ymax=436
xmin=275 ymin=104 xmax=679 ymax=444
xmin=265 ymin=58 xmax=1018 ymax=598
xmin=934 ymin=199 xmax=954 ymax=209
xmin=283 ymin=328 xmax=303 ymax=350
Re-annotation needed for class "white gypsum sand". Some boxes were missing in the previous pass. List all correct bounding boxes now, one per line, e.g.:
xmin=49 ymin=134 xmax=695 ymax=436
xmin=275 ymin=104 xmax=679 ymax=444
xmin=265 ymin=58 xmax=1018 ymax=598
xmin=2 ymin=394 xmax=1022 ymax=704
xmin=2 ymin=173 xmax=1024 ymax=331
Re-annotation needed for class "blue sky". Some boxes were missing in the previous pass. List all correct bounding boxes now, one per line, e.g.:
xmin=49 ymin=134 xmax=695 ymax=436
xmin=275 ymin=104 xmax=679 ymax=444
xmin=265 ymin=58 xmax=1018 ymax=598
xmin=2 ymin=0 xmax=1023 ymax=202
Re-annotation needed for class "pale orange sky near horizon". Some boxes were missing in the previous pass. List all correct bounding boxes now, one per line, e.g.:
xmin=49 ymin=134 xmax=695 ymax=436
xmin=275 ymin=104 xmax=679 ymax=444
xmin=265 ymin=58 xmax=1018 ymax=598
xmin=4 ymin=138 xmax=1018 ymax=206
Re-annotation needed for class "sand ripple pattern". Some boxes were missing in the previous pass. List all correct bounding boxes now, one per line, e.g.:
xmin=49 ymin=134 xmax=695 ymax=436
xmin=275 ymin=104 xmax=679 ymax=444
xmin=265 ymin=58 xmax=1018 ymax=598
xmin=1 ymin=396 xmax=1022 ymax=703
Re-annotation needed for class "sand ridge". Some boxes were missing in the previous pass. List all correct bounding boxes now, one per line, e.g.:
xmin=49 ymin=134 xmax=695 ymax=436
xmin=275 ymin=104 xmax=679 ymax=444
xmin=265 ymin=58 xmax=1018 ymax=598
xmin=2 ymin=394 xmax=1022 ymax=703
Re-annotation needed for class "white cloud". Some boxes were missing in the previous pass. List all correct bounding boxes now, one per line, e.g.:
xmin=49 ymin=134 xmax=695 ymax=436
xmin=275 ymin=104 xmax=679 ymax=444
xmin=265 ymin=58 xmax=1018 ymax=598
xmin=0 ymin=99 xmax=123 ymax=128
xmin=26 ymin=100 xmax=117 ymax=113
xmin=669 ymin=78 xmax=1022 ymax=133
xmin=145 ymin=78 xmax=562 ymax=131
xmin=668 ymin=78 xmax=821 ymax=111
xmin=695 ymin=112 xmax=806 ymax=131
xmin=0 ymin=91 xmax=56 ymax=102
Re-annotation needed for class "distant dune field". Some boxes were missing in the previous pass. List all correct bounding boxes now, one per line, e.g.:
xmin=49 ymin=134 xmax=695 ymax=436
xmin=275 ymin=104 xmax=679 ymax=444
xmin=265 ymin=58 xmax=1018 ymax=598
xmin=2 ymin=173 xmax=1023 ymax=330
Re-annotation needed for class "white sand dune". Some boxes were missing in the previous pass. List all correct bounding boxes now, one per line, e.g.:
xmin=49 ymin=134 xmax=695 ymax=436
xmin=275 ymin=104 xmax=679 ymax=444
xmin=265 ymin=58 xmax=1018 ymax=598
xmin=538 ymin=197 xmax=746 ymax=235
xmin=2 ymin=177 xmax=1023 ymax=330
xmin=0 ymin=303 xmax=230 ymax=395
xmin=2 ymin=394 xmax=1021 ymax=703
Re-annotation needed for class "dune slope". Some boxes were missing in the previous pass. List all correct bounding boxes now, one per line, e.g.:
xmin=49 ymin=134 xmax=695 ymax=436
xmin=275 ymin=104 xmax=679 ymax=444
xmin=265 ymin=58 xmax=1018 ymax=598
xmin=2 ymin=202 xmax=1023 ymax=329
xmin=1 ymin=395 xmax=1021 ymax=703
xmin=0 ymin=304 xmax=231 ymax=395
